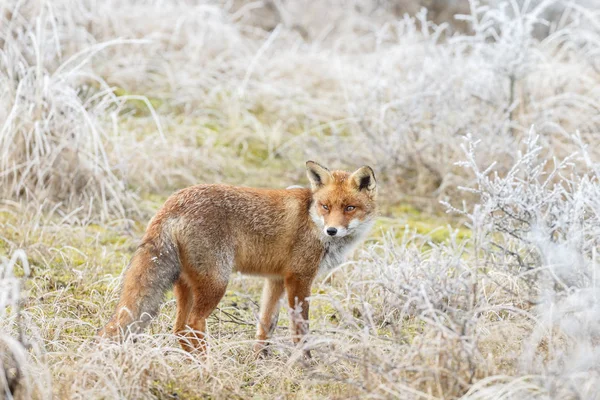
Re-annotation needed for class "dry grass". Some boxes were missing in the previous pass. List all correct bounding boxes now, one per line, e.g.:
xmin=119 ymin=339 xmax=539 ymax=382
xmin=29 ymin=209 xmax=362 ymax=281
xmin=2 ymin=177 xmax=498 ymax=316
xmin=1 ymin=0 xmax=600 ymax=399
xmin=0 ymin=200 xmax=512 ymax=399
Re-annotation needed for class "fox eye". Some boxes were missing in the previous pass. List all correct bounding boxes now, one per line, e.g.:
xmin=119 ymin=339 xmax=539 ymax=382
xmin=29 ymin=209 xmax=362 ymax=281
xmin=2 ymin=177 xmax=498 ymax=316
xmin=345 ymin=206 xmax=356 ymax=212
xmin=322 ymin=204 xmax=329 ymax=211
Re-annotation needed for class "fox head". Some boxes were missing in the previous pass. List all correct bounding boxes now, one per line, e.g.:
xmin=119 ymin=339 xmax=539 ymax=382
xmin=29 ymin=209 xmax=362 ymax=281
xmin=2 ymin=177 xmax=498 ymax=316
xmin=306 ymin=161 xmax=377 ymax=238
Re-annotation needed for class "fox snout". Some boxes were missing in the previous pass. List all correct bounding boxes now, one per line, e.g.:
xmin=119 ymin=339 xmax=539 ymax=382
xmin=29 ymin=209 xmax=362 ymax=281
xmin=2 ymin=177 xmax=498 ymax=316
xmin=325 ymin=226 xmax=349 ymax=237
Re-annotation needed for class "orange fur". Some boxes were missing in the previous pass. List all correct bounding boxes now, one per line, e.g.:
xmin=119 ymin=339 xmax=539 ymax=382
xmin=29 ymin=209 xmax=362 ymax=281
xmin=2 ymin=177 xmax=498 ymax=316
xmin=99 ymin=161 xmax=377 ymax=357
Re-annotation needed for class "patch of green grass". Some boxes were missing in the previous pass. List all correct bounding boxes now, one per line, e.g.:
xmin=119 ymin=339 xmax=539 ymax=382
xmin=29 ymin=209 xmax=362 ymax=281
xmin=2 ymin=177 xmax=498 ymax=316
xmin=151 ymin=380 xmax=208 ymax=400
xmin=375 ymin=203 xmax=471 ymax=245
xmin=113 ymin=86 xmax=164 ymax=116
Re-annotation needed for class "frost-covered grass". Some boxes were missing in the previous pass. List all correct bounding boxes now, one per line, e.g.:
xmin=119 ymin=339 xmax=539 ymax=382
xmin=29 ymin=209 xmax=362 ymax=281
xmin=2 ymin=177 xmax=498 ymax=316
xmin=2 ymin=0 xmax=600 ymax=398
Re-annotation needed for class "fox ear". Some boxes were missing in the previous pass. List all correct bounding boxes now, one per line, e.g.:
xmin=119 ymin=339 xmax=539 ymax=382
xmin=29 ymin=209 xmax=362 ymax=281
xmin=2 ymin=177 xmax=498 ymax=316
xmin=306 ymin=161 xmax=332 ymax=191
xmin=350 ymin=166 xmax=377 ymax=194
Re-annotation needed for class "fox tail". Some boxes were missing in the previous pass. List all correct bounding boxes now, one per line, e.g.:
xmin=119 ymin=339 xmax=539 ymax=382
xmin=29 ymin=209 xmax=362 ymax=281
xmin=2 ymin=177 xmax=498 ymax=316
xmin=98 ymin=224 xmax=180 ymax=339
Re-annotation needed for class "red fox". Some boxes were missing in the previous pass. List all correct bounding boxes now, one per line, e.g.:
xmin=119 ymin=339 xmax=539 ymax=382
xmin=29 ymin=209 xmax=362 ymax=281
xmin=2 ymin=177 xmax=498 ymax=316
xmin=99 ymin=161 xmax=377 ymax=356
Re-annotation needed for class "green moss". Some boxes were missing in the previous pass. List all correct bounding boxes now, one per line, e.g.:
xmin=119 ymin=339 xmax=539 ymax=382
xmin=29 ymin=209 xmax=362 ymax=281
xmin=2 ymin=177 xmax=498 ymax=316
xmin=405 ymin=220 xmax=471 ymax=242
xmin=310 ymin=294 xmax=340 ymax=326
xmin=113 ymin=86 xmax=164 ymax=116
xmin=389 ymin=203 xmax=421 ymax=216
xmin=151 ymin=379 xmax=208 ymax=400
xmin=240 ymin=137 xmax=269 ymax=164
xmin=0 ymin=237 xmax=7 ymax=255
xmin=374 ymin=203 xmax=471 ymax=245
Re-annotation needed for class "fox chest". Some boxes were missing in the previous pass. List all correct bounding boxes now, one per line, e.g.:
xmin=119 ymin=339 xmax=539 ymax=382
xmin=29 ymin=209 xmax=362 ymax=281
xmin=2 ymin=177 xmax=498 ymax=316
xmin=319 ymin=238 xmax=357 ymax=272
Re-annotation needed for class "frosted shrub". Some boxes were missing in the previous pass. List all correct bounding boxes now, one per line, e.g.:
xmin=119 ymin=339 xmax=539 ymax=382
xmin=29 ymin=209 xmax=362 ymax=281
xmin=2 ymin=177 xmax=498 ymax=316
xmin=318 ymin=232 xmax=495 ymax=397
xmin=343 ymin=0 xmax=600 ymax=200
xmin=453 ymin=130 xmax=600 ymax=398
xmin=306 ymin=128 xmax=600 ymax=398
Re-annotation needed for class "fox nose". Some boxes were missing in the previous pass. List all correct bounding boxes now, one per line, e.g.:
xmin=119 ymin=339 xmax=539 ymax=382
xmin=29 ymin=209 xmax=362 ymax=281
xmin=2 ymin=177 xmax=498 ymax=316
xmin=326 ymin=227 xmax=338 ymax=236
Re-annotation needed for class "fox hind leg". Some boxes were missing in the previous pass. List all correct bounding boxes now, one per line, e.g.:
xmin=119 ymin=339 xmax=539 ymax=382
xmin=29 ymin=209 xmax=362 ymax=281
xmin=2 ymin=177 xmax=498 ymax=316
xmin=173 ymin=280 xmax=194 ymax=352
xmin=180 ymin=270 xmax=229 ymax=354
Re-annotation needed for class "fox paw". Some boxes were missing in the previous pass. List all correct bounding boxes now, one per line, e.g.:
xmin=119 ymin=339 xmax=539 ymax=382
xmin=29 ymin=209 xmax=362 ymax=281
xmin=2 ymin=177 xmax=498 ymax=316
xmin=253 ymin=341 xmax=272 ymax=359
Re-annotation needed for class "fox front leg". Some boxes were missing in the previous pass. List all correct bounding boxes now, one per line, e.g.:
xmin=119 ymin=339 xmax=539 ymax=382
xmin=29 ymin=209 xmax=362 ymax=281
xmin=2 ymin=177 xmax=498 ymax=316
xmin=254 ymin=278 xmax=285 ymax=358
xmin=284 ymin=274 xmax=314 ymax=359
